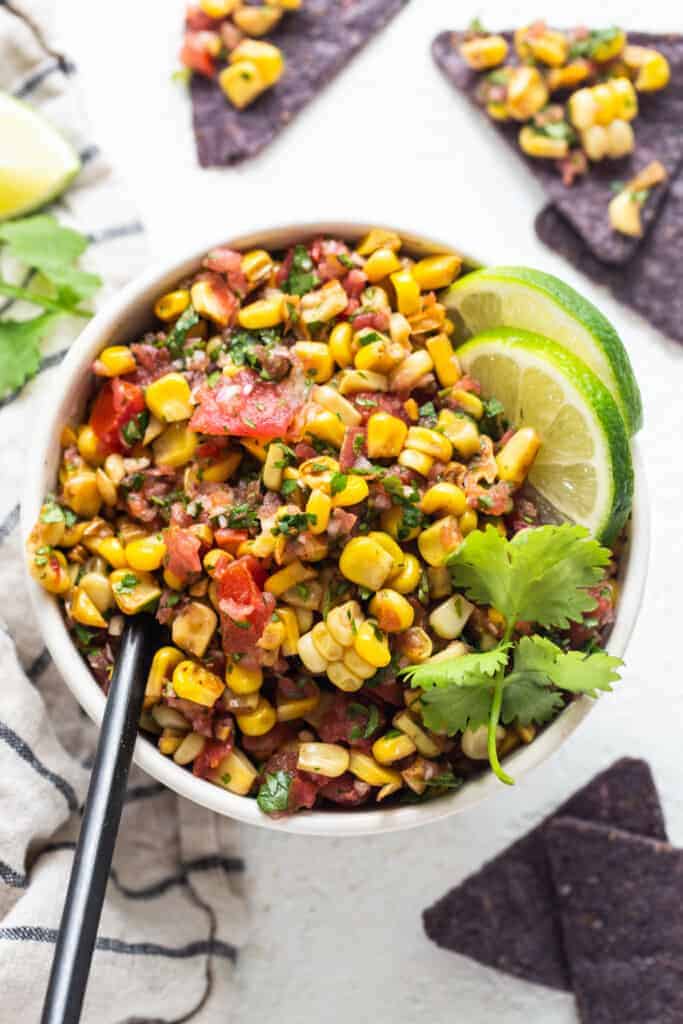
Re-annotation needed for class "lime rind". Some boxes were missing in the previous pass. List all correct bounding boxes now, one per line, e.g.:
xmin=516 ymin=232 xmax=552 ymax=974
xmin=446 ymin=266 xmax=642 ymax=435
xmin=457 ymin=328 xmax=633 ymax=544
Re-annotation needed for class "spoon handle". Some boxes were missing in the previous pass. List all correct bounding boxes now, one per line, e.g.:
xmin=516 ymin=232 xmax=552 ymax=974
xmin=41 ymin=615 xmax=162 ymax=1024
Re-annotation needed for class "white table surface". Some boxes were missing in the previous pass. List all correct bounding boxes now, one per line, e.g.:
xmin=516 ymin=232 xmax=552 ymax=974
xmin=54 ymin=2 xmax=683 ymax=1021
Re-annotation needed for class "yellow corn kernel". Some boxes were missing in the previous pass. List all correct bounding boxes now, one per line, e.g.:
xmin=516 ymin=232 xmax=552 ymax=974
xmin=277 ymin=682 xmax=320 ymax=722
xmin=261 ymin=441 xmax=285 ymax=492
xmin=297 ymin=631 xmax=328 ymax=674
xmin=294 ymin=341 xmax=334 ymax=383
xmin=226 ymin=662 xmax=263 ymax=696
xmin=380 ymin=504 xmax=421 ymax=542
xmin=164 ymin=568 xmax=185 ymax=592
xmin=366 ymin=411 xmax=408 ymax=459
xmin=348 ymin=751 xmax=402 ymax=788
xmin=330 ymin=474 xmax=369 ymax=508
xmin=60 ymin=424 xmax=78 ymax=447
xmin=339 ymin=536 xmax=394 ymax=591
xmin=199 ymin=0 xmax=238 ymax=16
xmin=390 ymin=268 xmax=421 ymax=316
xmin=354 ymin=337 xmax=401 ymax=376
xmin=299 ymin=456 xmax=339 ymax=492
xmin=425 ymin=334 xmax=460 ymax=388
xmin=366 ymin=531 xmax=404 ymax=575
xmin=437 ymin=409 xmax=481 ymax=458
xmin=547 ymin=60 xmax=591 ymax=92
xmin=241 ymin=437 xmax=268 ymax=463
xmin=518 ymin=124 xmax=569 ymax=160
xmin=592 ymin=27 xmax=626 ymax=62
xmin=313 ymin=386 xmax=361 ymax=428
xmin=363 ymin=247 xmax=403 ymax=283
xmin=75 ymin=423 xmax=106 ymax=467
xmin=297 ymin=742 xmax=349 ymax=777
xmin=172 ymin=601 xmax=218 ymax=658
xmin=418 ymin=515 xmax=462 ymax=567
xmin=326 ymin=660 xmax=363 ymax=692
xmin=95 ymin=468 xmax=117 ymax=507
xmin=144 ymin=646 xmax=184 ymax=709
xmin=154 ymin=289 xmax=190 ymax=322
xmin=79 ymin=569 xmax=114 ymax=613
xmin=369 ymin=589 xmax=414 ymax=633
xmin=238 ymin=295 xmax=284 ymax=330
xmin=353 ymin=619 xmax=391 ymax=668
xmin=506 ymin=65 xmax=549 ymax=120
xmin=421 ymin=482 xmax=467 ymax=518
xmin=158 ymin=728 xmax=185 ymax=756
xmin=329 ymin=322 xmax=353 ymax=368
xmin=338 ymin=648 xmax=373 ymax=682
xmin=527 ymin=30 xmax=569 ymax=67
xmin=300 ymin=279 xmax=348 ymax=324
xmin=624 ymin=45 xmax=670 ymax=92
xmin=265 ymin=559 xmax=317 ymax=597
xmin=110 ymin=569 xmax=161 ymax=614
xmin=209 ymin=748 xmax=258 ymax=795
xmin=189 ymin=279 xmax=231 ymax=327
xmin=390 ymin=553 xmax=421 ymax=595
xmin=258 ymin=617 xmax=285 ymax=651
xmin=283 ymin=580 xmax=323 ymax=611
xmin=396 ymin=448 xmax=432 ymax=478
xmin=233 ymin=4 xmax=282 ymax=35
xmin=357 ymin=228 xmax=401 ymax=256
xmin=63 ymin=471 xmax=102 ymax=518
xmin=338 ymin=369 xmax=389 ymax=395
xmin=605 ymin=119 xmax=635 ymax=160
xmin=153 ymin=423 xmax=198 ymax=468
xmin=96 ymin=345 xmax=136 ymax=377
xmin=403 ymin=398 xmax=419 ymax=421
xmin=172 ymin=731 xmax=206 ymax=766
xmin=236 ymin=697 xmax=277 ymax=737
xmin=125 ymin=535 xmax=167 ymax=572
xmin=145 ymin=372 xmax=193 ymax=423
xmin=608 ymin=189 xmax=642 ymax=237
xmin=610 ymin=76 xmax=639 ymax=121
xmin=34 ymin=507 xmax=65 ymax=548
xmin=390 ymin=351 xmax=436 ymax=396
xmin=407 ymin=425 xmax=453 ymax=462
xmin=400 ymin=626 xmax=433 ymax=664
xmin=459 ymin=508 xmax=478 ymax=536
xmin=219 ymin=60 xmax=267 ymax=110
xmin=306 ymin=489 xmax=331 ymax=534
xmin=241 ymin=249 xmax=273 ymax=287
xmin=372 ymin=731 xmax=417 ymax=765
xmin=429 ymin=594 xmax=474 ymax=640
xmin=92 ymin=535 xmax=128 ymax=569
xmin=427 ymin=565 xmax=452 ymax=600
xmin=70 ymin=586 xmax=107 ymax=627
xmin=459 ymin=34 xmax=509 ymax=69
xmin=230 ymin=38 xmax=284 ymax=86
xmin=592 ymin=82 xmax=618 ymax=126
xmin=276 ymin=606 xmax=300 ymax=656
xmin=202 ymin=450 xmax=242 ymax=483
xmin=393 ymin=710 xmax=441 ymax=758
xmin=568 ymin=87 xmax=598 ymax=130
xmin=172 ymin=660 xmax=224 ymax=707
xmin=325 ymin=600 xmax=363 ymax=647
xmin=496 ymin=427 xmax=541 ymax=486
xmin=306 ymin=410 xmax=345 ymax=448
xmin=412 ymin=254 xmax=462 ymax=291
xmin=202 ymin=549 xmax=227 ymax=577
xmin=311 ymin=621 xmax=344 ymax=662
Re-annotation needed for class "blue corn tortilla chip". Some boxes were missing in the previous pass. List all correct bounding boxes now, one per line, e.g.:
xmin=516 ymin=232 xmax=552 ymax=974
xmin=422 ymin=758 xmax=666 ymax=990
xmin=546 ymin=817 xmax=683 ymax=1024
xmin=431 ymin=30 xmax=683 ymax=265
xmin=536 ymin=176 xmax=683 ymax=343
xmin=191 ymin=0 xmax=409 ymax=166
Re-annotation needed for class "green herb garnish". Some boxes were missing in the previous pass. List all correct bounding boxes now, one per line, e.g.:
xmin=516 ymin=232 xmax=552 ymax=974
xmin=282 ymin=245 xmax=319 ymax=297
xmin=256 ymin=770 xmax=293 ymax=813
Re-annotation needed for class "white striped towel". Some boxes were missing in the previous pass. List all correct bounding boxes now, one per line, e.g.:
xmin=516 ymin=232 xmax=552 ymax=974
xmin=0 ymin=3 xmax=248 ymax=1020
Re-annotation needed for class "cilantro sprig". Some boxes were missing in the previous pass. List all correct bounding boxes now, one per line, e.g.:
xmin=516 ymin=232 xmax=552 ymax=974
xmin=401 ymin=525 xmax=622 ymax=785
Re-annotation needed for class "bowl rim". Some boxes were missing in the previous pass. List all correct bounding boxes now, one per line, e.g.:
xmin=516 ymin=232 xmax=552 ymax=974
xmin=21 ymin=221 xmax=650 ymax=837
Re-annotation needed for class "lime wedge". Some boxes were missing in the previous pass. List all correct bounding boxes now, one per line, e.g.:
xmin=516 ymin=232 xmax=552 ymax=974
xmin=0 ymin=92 xmax=80 ymax=221
xmin=445 ymin=267 xmax=642 ymax=435
xmin=457 ymin=329 xmax=633 ymax=543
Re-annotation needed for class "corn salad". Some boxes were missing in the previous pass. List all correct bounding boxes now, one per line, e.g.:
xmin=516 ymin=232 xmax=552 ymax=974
xmin=27 ymin=232 xmax=618 ymax=818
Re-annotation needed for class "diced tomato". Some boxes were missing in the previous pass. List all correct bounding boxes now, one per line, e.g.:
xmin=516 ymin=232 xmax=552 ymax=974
xmin=339 ymin=426 xmax=366 ymax=470
xmin=454 ymin=374 xmax=481 ymax=395
xmin=351 ymin=310 xmax=390 ymax=333
xmin=185 ymin=5 xmax=217 ymax=31
xmin=317 ymin=694 xmax=383 ymax=749
xmin=214 ymin=555 xmax=274 ymax=654
xmin=193 ymin=737 xmax=234 ymax=779
xmin=203 ymin=247 xmax=248 ymax=296
xmin=319 ymin=774 xmax=372 ymax=807
xmin=90 ymin=378 xmax=145 ymax=454
xmin=180 ymin=31 xmax=217 ymax=78
xmin=214 ymin=528 xmax=249 ymax=554
xmin=350 ymin=391 xmax=409 ymax=424
xmin=190 ymin=369 xmax=305 ymax=439
xmin=342 ymin=268 xmax=367 ymax=299
xmin=366 ymin=681 xmax=404 ymax=707
xmin=242 ymin=722 xmax=294 ymax=760
xmin=164 ymin=527 xmax=202 ymax=583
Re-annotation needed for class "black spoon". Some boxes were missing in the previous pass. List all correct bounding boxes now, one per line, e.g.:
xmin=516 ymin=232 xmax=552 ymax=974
xmin=40 ymin=615 xmax=164 ymax=1024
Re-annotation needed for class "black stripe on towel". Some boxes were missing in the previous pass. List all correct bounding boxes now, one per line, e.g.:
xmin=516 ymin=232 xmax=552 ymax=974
xmin=27 ymin=647 xmax=51 ymax=681
xmin=13 ymin=57 xmax=75 ymax=98
xmin=0 ymin=926 xmax=237 ymax=960
xmin=0 ymin=860 xmax=27 ymax=888
xmin=0 ymin=504 xmax=19 ymax=542
xmin=79 ymin=144 xmax=101 ymax=165
xmin=87 ymin=221 xmax=145 ymax=245
xmin=0 ymin=722 xmax=78 ymax=811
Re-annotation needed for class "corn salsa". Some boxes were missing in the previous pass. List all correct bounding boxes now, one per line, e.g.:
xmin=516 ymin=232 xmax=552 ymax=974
xmin=27 ymin=232 xmax=618 ymax=817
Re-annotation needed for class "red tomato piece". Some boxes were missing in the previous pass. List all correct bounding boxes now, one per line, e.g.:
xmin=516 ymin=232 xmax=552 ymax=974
xmin=214 ymin=555 xmax=273 ymax=654
xmin=180 ymin=31 xmax=217 ymax=78
xmin=193 ymin=737 xmax=234 ymax=779
xmin=89 ymin=378 xmax=145 ymax=454
xmin=214 ymin=528 xmax=249 ymax=554
xmin=190 ymin=369 xmax=304 ymax=439
xmin=202 ymin=247 xmax=248 ymax=296
xmin=164 ymin=527 xmax=202 ymax=583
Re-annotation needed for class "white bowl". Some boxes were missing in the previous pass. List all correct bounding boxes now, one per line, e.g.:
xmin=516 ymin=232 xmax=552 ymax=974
xmin=22 ymin=221 xmax=650 ymax=837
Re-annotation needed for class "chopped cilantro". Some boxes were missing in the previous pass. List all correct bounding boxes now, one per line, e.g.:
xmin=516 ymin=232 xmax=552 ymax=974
xmin=166 ymin=305 xmax=199 ymax=359
xmin=338 ymin=253 xmax=355 ymax=270
xmin=272 ymin=512 xmax=316 ymax=537
xmin=330 ymin=472 xmax=348 ymax=496
xmin=282 ymin=245 xmax=319 ymax=297
xmin=40 ymin=495 xmax=77 ymax=528
xmin=256 ymin=769 xmax=293 ymax=813
xmin=352 ymin=433 xmax=365 ymax=455
xmin=121 ymin=409 xmax=149 ymax=446
xmin=207 ymin=370 xmax=221 ymax=388
xmin=227 ymin=504 xmax=259 ymax=531
xmin=229 ymin=326 xmax=282 ymax=381
xmin=114 ymin=572 xmax=139 ymax=594
xmin=357 ymin=331 xmax=383 ymax=347
xmin=418 ymin=401 xmax=437 ymax=426
xmin=280 ymin=478 xmax=299 ymax=497
xmin=74 ymin=624 xmax=97 ymax=649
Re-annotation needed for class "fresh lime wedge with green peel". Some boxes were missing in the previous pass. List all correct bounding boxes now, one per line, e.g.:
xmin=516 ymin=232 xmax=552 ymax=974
xmin=445 ymin=267 xmax=642 ymax=435
xmin=0 ymin=92 xmax=80 ymax=222
xmin=457 ymin=329 xmax=633 ymax=543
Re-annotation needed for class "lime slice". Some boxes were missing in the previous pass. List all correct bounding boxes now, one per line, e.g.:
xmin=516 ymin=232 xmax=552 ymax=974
xmin=457 ymin=329 xmax=633 ymax=543
xmin=445 ymin=266 xmax=642 ymax=435
xmin=0 ymin=92 xmax=80 ymax=221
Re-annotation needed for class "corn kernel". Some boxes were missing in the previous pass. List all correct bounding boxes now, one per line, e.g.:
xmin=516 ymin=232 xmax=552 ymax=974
xmin=421 ymin=482 xmax=467 ymax=518
xmin=306 ymin=410 xmax=345 ymax=448
xmin=202 ymin=451 xmax=242 ymax=483
xmin=125 ymin=535 xmax=167 ymax=572
xmin=568 ymin=87 xmax=598 ymax=130
xmin=329 ymin=322 xmax=353 ymax=368
xmin=624 ymin=45 xmax=670 ymax=92
xmin=400 ymin=626 xmax=433 ymax=664
xmin=145 ymin=373 xmax=193 ymax=423
xmin=298 ymin=742 xmax=349 ymax=777
xmin=300 ymin=279 xmax=348 ymax=324
xmin=91 ymin=535 xmax=128 ymax=569
xmin=396 ymin=449 xmax=432 ymax=477
xmin=380 ymin=505 xmax=421 ymax=542
xmin=366 ymin=411 xmax=408 ymax=459
xmin=164 ymin=567 xmax=185 ymax=591
xmin=363 ymin=247 xmax=403 ymax=283
xmin=172 ymin=601 xmax=218 ymax=658
xmin=357 ymin=228 xmax=401 ymax=256
xmin=388 ymin=349 xmax=434 ymax=392
xmin=238 ymin=295 xmax=284 ymax=329
xmin=110 ymin=569 xmax=161 ymax=615
xmin=266 ymin=559 xmax=317 ymax=597
xmin=297 ymin=631 xmax=328 ymax=674
xmin=226 ymin=662 xmax=263 ymax=695
xmin=276 ymin=681 xmax=320 ymax=722
xmin=427 ymin=565 xmax=452 ymax=599
xmin=353 ymin=619 xmax=391 ymax=668
xmin=70 ymin=586 xmax=107 ymax=628
xmin=172 ymin=660 xmax=224 ymax=707
xmin=425 ymin=333 xmax=461 ymax=388
xmin=393 ymin=710 xmax=441 ymax=757
xmin=338 ymin=369 xmax=389 ymax=395
xmin=348 ymin=751 xmax=402 ymax=788
xmin=527 ymin=30 xmax=569 ymax=67
xmin=366 ymin=531 xmax=404 ymax=575
xmin=459 ymin=508 xmax=478 ymax=536
xmin=294 ymin=341 xmax=334 ymax=383
xmin=403 ymin=398 xmax=419 ymax=421
xmin=369 ymin=589 xmax=414 ymax=632
xmin=96 ymin=346 xmax=136 ymax=377
xmin=311 ymin=621 xmax=344 ymax=662
xmin=173 ymin=731 xmax=207 ymax=766
xmin=63 ymin=470 xmax=102 ymax=518
xmin=519 ymin=124 xmax=569 ymax=160
xmin=60 ymin=424 xmax=78 ymax=447
xmin=412 ymin=254 xmax=462 ymax=291
xmin=437 ymin=409 xmax=480 ymax=458
xmin=459 ymin=34 xmax=509 ymax=69
xmin=372 ymin=731 xmax=417 ymax=765
xmin=276 ymin=607 xmax=300 ymax=656
xmin=354 ymin=337 xmax=402 ymax=376
xmin=547 ymin=61 xmax=591 ymax=93
xmin=306 ymin=489 xmax=331 ymax=534
xmin=229 ymin=38 xmax=284 ymax=87
xmin=219 ymin=60 xmax=267 ymax=110
xmin=153 ymin=423 xmax=198 ymax=467
xmin=326 ymin=660 xmax=364 ymax=692
xmin=592 ymin=27 xmax=626 ymax=62
xmin=190 ymin=278 xmax=232 ymax=326
xmin=209 ymin=748 xmax=258 ymax=795
xmin=390 ymin=269 xmax=421 ymax=316
xmin=605 ymin=119 xmax=635 ymax=159
xmin=325 ymin=600 xmax=362 ymax=647
xmin=506 ymin=66 xmax=548 ymax=120
xmin=339 ymin=537 xmax=394 ymax=591
xmin=241 ymin=249 xmax=273 ymax=287
xmin=158 ymin=728 xmax=185 ymax=756
xmin=154 ymin=289 xmax=190 ymax=322
xmin=330 ymin=473 xmax=369 ymax=508
xmin=418 ymin=515 xmax=462 ymax=567
xmin=232 ymin=4 xmax=282 ymax=36
xmin=496 ymin=427 xmax=541 ymax=486
xmin=429 ymin=594 xmax=474 ymax=640
xmin=77 ymin=425 xmax=104 ymax=466
xmin=241 ymin=437 xmax=268 ymax=463
xmin=390 ymin=553 xmax=421 ymax=594
xmin=199 ymin=0 xmax=238 ymax=16
xmin=236 ymin=697 xmax=277 ymax=737
xmin=145 ymin=646 xmax=184 ymax=709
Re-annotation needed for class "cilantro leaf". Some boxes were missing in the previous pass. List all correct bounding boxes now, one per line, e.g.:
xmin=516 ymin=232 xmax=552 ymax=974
xmin=0 ymin=215 xmax=101 ymax=305
xmin=256 ymin=770 xmax=292 ymax=813
xmin=166 ymin=306 xmax=199 ymax=359
xmin=0 ymin=313 xmax=60 ymax=396
xmin=330 ymin=472 xmax=348 ymax=496
xmin=447 ymin=524 xmax=611 ymax=630
xmin=282 ymin=245 xmax=319 ymax=297
xmin=419 ymin=684 xmax=493 ymax=736
xmin=501 ymin=675 xmax=565 ymax=726
xmin=510 ymin=635 xmax=622 ymax=698
xmin=402 ymin=644 xmax=510 ymax=691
